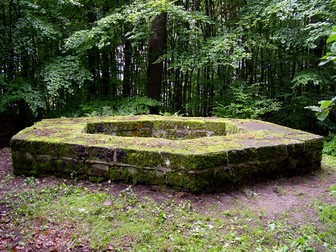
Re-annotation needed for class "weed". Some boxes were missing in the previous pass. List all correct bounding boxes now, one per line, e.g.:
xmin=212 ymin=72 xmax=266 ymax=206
xmin=329 ymin=184 xmax=336 ymax=196
xmin=24 ymin=177 xmax=37 ymax=187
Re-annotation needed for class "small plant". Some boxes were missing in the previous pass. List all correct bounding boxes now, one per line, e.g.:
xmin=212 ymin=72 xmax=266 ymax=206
xmin=323 ymin=135 xmax=336 ymax=156
xmin=329 ymin=184 xmax=336 ymax=196
xmin=24 ymin=177 xmax=37 ymax=187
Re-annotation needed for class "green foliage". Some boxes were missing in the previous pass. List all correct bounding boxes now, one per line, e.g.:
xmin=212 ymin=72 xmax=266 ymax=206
xmin=306 ymin=98 xmax=336 ymax=121
xmin=292 ymin=69 xmax=326 ymax=89
xmin=323 ymin=135 xmax=336 ymax=156
xmin=313 ymin=199 xmax=336 ymax=250
xmin=0 ymin=76 xmax=44 ymax=115
xmin=202 ymin=35 xmax=250 ymax=69
xmin=1 ymin=0 xmax=336 ymax=133
xmin=41 ymin=56 xmax=92 ymax=99
xmin=164 ymin=33 xmax=250 ymax=72
xmin=306 ymin=26 xmax=336 ymax=122
xmin=329 ymin=184 xmax=336 ymax=196
xmin=13 ymin=12 xmax=60 ymax=54
xmin=320 ymin=26 xmax=336 ymax=66
xmin=65 ymin=0 xmax=212 ymax=54
xmin=115 ymin=96 xmax=162 ymax=116
xmin=53 ymin=96 xmax=161 ymax=118
xmin=214 ymin=83 xmax=282 ymax=119
xmin=305 ymin=22 xmax=334 ymax=50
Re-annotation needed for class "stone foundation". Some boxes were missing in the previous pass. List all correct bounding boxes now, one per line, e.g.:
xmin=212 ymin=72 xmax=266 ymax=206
xmin=11 ymin=115 xmax=323 ymax=193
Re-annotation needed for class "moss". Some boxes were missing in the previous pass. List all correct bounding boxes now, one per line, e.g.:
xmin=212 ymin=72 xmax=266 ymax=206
xmin=88 ymin=176 xmax=106 ymax=183
xmin=286 ymin=142 xmax=305 ymax=157
xmin=86 ymin=146 xmax=114 ymax=162
xmin=11 ymin=115 xmax=324 ymax=192
xmin=228 ymin=148 xmax=256 ymax=164
xmin=11 ymin=151 xmax=36 ymax=174
xmin=84 ymin=162 xmax=109 ymax=178
xmin=214 ymin=167 xmax=233 ymax=189
xmin=161 ymin=152 xmax=228 ymax=171
xmin=59 ymin=144 xmax=89 ymax=159
xmin=252 ymin=145 xmax=288 ymax=161
xmin=88 ymin=121 xmax=143 ymax=134
xmin=224 ymin=122 xmax=244 ymax=135
xmin=55 ymin=158 xmax=84 ymax=176
xmin=109 ymin=165 xmax=138 ymax=184
xmin=152 ymin=120 xmax=206 ymax=131
xmin=87 ymin=120 xmax=230 ymax=140
xmin=304 ymin=138 xmax=324 ymax=152
xmin=166 ymin=169 xmax=214 ymax=193
xmin=134 ymin=168 xmax=166 ymax=185
xmin=35 ymin=155 xmax=55 ymax=174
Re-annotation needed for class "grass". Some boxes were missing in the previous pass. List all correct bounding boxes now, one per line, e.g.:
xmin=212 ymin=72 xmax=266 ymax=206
xmin=1 ymin=155 xmax=336 ymax=251
xmin=1 ymin=182 xmax=335 ymax=251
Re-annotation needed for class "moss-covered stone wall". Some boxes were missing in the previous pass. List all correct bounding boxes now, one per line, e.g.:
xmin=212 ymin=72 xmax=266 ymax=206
xmin=11 ymin=115 xmax=324 ymax=192
xmin=85 ymin=118 xmax=232 ymax=139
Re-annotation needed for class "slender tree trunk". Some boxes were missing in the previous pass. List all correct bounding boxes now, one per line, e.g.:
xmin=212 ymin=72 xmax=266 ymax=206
xmin=101 ymin=48 xmax=110 ymax=96
xmin=88 ymin=49 xmax=99 ymax=96
xmin=109 ymin=47 xmax=117 ymax=97
xmin=174 ymin=69 xmax=183 ymax=112
xmin=147 ymin=12 xmax=167 ymax=114
xmin=8 ymin=0 xmax=15 ymax=80
xmin=123 ymin=40 xmax=132 ymax=97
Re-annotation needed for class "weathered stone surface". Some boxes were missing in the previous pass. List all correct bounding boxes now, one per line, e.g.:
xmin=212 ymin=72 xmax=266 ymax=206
xmin=10 ymin=115 xmax=324 ymax=192
xmin=55 ymin=157 xmax=84 ymax=177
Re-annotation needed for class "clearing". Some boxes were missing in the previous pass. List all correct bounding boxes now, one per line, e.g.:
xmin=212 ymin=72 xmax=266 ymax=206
xmin=1 ymin=147 xmax=335 ymax=251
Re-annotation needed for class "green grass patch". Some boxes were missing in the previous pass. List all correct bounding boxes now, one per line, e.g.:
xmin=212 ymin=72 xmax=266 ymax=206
xmin=1 ymin=179 xmax=334 ymax=251
xmin=2 ymin=152 xmax=336 ymax=251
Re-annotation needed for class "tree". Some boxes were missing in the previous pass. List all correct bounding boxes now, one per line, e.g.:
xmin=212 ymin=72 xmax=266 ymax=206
xmin=1 ymin=0 xmax=336 ymax=134
xmin=147 ymin=12 xmax=167 ymax=113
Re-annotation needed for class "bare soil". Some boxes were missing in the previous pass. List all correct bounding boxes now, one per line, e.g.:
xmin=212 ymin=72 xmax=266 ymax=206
xmin=1 ymin=147 xmax=335 ymax=251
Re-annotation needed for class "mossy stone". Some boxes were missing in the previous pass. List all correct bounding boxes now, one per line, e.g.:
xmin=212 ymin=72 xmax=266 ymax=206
xmin=166 ymin=169 xmax=214 ymax=193
xmin=10 ymin=115 xmax=324 ymax=193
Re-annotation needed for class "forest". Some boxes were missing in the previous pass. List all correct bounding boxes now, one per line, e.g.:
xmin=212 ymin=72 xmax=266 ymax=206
xmin=1 ymin=0 xmax=336 ymax=134
xmin=1 ymin=1 xmax=336 ymax=250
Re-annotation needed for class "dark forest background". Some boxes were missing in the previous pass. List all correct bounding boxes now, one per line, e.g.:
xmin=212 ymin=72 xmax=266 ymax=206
xmin=1 ymin=0 xmax=336 ymax=143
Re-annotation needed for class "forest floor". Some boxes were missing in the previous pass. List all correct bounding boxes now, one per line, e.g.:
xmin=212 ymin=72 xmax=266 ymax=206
xmin=0 ymin=147 xmax=335 ymax=251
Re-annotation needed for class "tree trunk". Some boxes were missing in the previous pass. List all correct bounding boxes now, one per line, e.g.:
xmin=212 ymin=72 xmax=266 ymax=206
xmin=146 ymin=12 xmax=167 ymax=114
xmin=101 ymin=48 xmax=110 ymax=96
xmin=123 ymin=40 xmax=132 ymax=97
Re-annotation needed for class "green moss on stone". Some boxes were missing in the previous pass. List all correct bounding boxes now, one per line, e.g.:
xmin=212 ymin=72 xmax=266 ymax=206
xmin=109 ymin=165 xmax=135 ymax=183
xmin=10 ymin=115 xmax=324 ymax=193
xmin=166 ymin=170 xmax=214 ymax=193
xmin=55 ymin=158 xmax=84 ymax=177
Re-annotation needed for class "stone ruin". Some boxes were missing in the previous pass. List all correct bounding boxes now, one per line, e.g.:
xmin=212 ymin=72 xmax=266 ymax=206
xmin=11 ymin=115 xmax=323 ymax=192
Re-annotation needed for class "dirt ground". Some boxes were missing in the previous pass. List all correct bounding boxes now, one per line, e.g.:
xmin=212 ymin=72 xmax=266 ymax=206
xmin=1 ymin=147 xmax=336 ymax=251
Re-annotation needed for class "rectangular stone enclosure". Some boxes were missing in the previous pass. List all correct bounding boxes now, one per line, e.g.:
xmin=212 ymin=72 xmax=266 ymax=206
xmin=11 ymin=115 xmax=323 ymax=192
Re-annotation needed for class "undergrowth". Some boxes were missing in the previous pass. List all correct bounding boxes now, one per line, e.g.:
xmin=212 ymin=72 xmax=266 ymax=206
xmin=323 ymin=135 xmax=336 ymax=156
xmin=47 ymin=96 xmax=161 ymax=118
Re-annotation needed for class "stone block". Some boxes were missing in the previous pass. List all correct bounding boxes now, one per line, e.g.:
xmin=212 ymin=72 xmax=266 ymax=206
xmin=10 ymin=115 xmax=324 ymax=193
